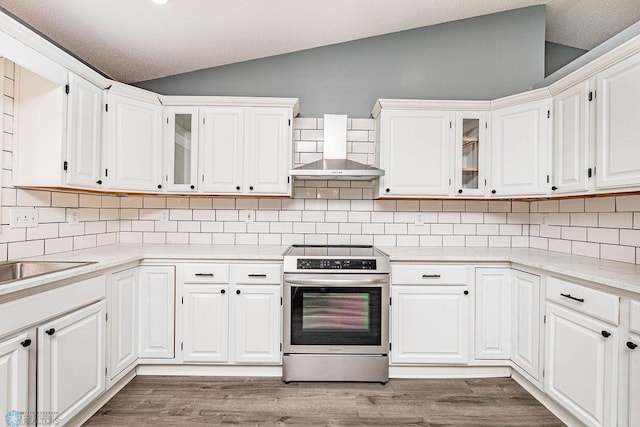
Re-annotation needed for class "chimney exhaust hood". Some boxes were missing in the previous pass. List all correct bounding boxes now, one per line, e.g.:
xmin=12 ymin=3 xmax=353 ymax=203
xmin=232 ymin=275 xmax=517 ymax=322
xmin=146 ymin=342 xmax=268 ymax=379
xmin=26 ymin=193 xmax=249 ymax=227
xmin=289 ymin=114 xmax=385 ymax=181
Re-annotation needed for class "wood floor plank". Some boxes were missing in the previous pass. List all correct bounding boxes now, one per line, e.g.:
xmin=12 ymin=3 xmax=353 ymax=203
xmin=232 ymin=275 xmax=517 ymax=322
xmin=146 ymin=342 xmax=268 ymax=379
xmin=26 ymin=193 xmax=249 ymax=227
xmin=83 ymin=376 xmax=565 ymax=426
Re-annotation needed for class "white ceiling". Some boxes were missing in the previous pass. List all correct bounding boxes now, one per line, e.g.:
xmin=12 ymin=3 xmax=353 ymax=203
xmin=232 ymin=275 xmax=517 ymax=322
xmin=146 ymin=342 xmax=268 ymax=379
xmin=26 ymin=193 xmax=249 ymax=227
xmin=0 ymin=0 xmax=638 ymax=83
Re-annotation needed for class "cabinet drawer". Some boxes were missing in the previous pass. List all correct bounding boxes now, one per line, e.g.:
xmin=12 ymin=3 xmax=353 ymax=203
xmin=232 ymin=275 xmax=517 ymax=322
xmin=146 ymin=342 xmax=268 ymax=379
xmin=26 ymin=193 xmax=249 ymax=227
xmin=631 ymin=300 xmax=640 ymax=335
xmin=233 ymin=264 xmax=282 ymax=284
xmin=182 ymin=264 xmax=229 ymax=283
xmin=546 ymin=277 xmax=619 ymax=325
xmin=391 ymin=264 xmax=468 ymax=285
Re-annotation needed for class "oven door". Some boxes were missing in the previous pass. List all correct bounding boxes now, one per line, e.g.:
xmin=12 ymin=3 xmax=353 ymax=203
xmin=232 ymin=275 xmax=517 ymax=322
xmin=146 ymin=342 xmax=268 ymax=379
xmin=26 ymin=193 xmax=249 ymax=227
xmin=283 ymin=274 xmax=389 ymax=355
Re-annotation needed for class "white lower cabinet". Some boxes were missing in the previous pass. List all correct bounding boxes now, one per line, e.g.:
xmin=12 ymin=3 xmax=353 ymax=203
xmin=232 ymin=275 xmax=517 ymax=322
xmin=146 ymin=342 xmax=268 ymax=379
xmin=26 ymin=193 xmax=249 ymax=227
xmin=545 ymin=302 xmax=618 ymax=427
xmin=233 ymin=284 xmax=281 ymax=364
xmin=108 ymin=267 xmax=138 ymax=381
xmin=511 ymin=270 xmax=541 ymax=382
xmin=138 ymin=266 xmax=176 ymax=359
xmin=180 ymin=263 xmax=282 ymax=364
xmin=0 ymin=330 xmax=33 ymax=423
xmin=182 ymin=284 xmax=229 ymax=362
xmin=38 ymin=300 xmax=106 ymax=425
xmin=627 ymin=332 xmax=640 ymax=427
xmin=391 ymin=285 xmax=469 ymax=364
xmin=474 ymin=268 xmax=511 ymax=360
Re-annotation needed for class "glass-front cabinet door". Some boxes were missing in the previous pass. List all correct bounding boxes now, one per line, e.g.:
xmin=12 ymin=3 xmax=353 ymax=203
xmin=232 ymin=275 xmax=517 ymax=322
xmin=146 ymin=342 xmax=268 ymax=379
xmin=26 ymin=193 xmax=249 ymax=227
xmin=164 ymin=107 xmax=199 ymax=192
xmin=455 ymin=112 xmax=488 ymax=197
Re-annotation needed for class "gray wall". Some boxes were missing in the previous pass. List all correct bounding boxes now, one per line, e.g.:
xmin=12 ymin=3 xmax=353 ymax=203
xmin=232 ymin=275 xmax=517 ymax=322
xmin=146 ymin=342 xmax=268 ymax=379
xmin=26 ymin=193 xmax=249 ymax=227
xmin=135 ymin=6 xmax=545 ymax=118
xmin=545 ymin=41 xmax=587 ymax=77
xmin=535 ymin=20 xmax=640 ymax=89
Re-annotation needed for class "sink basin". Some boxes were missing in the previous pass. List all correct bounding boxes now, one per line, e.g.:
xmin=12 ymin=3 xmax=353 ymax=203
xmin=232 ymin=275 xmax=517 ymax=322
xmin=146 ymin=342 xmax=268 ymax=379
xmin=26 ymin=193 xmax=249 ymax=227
xmin=0 ymin=261 xmax=95 ymax=285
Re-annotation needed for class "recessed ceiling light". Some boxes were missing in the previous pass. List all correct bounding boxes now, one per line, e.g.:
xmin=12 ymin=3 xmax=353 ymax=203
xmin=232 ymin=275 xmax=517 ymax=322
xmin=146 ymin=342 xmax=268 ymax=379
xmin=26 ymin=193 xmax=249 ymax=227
xmin=152 ymin=0 xmax=168 ymax=4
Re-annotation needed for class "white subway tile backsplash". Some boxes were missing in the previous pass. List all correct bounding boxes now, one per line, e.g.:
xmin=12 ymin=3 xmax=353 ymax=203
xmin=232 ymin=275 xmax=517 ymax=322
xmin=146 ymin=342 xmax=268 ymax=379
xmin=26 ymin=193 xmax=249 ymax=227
xmin=599 ymin=212 xmax=633 ymax=229
xmin=489 ymin=236 xmax=511 ymax=247
xmin=620 ymin=229 xmax=640 ymax=247
xmin=585 ymin=197 xmax=615 ymax=212
xmin=8 ymin=240 xmax=44 ymax=259
xmin=570 ymin=213 xmax=598 ymax=227
xmin=587 ymin=228 xmax=619 ymax=244
xmin=420 ymin=200 xmax=443 ymax=211
xmin=420 ymin=235 xmax=442 ymax=247
xmin=348 ymin=211 xmax=369 ymax=223
xmin=616 ymin=195 xmax=640 ymax=212
xmin=438 ymin=212 xmax=461 ymax=223
xmin=167 ymin=197 xmax=190 ymax=209
xmin=572 ymin=241 xmax=600 ymax=258
xmin=18 ymin=189 xmax=51 ymax=207
xmin=559 ymin=198 xmax=584 ymax=213
xmin=45 ymin=237 xmax=73 ymax=255
xmin=191 ymin=233 xmax=213 ymax=244
xmin=304 ymin=211 xmax=325 ymax=222
xmin=444 ymin=235 xmax=466 ymax=247
xmin=600 ymin=244 xmax=635 ymax=263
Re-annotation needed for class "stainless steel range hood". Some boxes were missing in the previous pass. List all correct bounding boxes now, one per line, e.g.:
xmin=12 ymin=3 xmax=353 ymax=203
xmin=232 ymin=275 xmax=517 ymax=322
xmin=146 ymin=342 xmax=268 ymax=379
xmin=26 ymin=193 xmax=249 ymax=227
xmin=290 ymin=114 xmax=385 ymax=181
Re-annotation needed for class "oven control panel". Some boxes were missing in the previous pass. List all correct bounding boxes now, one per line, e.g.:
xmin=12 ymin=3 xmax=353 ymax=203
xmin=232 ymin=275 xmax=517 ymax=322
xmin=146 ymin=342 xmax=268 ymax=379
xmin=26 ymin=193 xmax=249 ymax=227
xmin=297 ymin=259 xmax=377 ymax=270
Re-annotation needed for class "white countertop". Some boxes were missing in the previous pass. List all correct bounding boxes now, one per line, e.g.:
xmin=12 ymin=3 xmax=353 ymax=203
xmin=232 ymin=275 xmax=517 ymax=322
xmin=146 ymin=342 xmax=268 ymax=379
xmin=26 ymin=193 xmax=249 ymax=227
xmin=0 ymin=244 xmax=288 ymax=297
xmin=380 ymin=246 xmax=640 ymax=294
xmin=1 ymin=244 xmax=639 ymax=298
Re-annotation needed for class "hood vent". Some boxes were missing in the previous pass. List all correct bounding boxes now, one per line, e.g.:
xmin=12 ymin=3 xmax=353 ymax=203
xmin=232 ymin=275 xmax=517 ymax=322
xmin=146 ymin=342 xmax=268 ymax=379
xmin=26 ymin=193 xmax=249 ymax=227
xmin=290 ymin=114 xmax=385 ymax=181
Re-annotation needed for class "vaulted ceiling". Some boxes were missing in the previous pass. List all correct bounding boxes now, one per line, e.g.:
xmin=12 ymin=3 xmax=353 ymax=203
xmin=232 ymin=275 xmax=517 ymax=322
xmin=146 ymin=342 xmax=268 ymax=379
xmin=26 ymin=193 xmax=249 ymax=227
xmin=0 ymin=0 xmax=638 ymax=83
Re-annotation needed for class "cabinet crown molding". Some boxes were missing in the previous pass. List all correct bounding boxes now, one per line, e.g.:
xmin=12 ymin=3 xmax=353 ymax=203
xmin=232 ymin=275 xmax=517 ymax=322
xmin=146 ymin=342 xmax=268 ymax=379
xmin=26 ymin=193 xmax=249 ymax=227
xmin=161 ymin=96 xmax=299 ymax=116
xmin=371 ymin=99 xmax=491 ymax=118
xmin=107 ymin=81 xmax=162 ymax=105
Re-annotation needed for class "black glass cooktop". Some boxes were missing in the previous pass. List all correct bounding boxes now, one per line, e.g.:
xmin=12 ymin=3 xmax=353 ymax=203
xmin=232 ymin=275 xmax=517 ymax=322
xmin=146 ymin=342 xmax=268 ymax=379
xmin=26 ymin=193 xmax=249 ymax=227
xmin=285 ymin=245 xmax=385 ymax=257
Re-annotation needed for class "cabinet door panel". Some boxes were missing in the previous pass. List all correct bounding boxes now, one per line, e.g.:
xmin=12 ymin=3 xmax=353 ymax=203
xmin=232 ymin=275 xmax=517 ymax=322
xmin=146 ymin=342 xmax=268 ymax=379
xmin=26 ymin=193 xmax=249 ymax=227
xmin=107 ymin=94 xmax=162 ymax=191
xmin=455 ymin=112 xmax=487 ymax=197
xmin=380 ymin=110 xmax=452 ymax=196
xmin=0 ymin=332 xmax=31 ymax=420
xmin=183 ymin=284 xmax=229 ymax=362
xmin=545 ymin=302 xmax=617 ymax=427
xmin=491 ymin=99 xmax=549 ymax=196
xmin=233 ymin=285 xmax=281 ymax=364
xmin=199 ymin=107 xmax=244 ymax=194
xmin=629 ymin=333 xmax=640 ymax=427
xmin=138 ymin=266 xmax=175 ymax=359
xmin=596 ymin=54 xmax=640 ymax=189
xmin=553 ymin=81 xmax=590 ymax=194
xmin=109 ymin=268 xmax=138 ymax=380
xmin=164 ymin=107 xmax=199 ymax=192
xmin=67 ymin=73 xmax=102 ymax=188
xmin=38 ymin=301 xmax=106 ymax=424
xmin=391 ymin=286 xmax=468 ymax=364
xmin=475 ymin=269 xmax=511 ymax=360
xmin=511 ymin=270 xmax=540 ymax=381
xmin=245 ymin=108 xmax=291 ymax=195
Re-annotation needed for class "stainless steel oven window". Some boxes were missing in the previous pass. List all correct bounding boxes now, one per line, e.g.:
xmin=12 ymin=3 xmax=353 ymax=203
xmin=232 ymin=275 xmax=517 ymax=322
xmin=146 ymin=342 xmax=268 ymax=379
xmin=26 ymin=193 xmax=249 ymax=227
xmin=289 ymin=285 xmax=382 ymax=346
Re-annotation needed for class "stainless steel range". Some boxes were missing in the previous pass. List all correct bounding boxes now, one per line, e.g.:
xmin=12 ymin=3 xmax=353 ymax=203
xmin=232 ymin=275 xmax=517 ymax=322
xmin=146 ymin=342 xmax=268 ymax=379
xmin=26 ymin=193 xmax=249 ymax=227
xmin=282 ymin=245 xmax=390 ymax=383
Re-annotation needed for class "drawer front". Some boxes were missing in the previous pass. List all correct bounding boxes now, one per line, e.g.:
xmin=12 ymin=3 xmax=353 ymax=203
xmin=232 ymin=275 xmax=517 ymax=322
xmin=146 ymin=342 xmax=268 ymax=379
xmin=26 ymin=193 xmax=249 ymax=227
xmin=182 ymin=264 xmax=229 ymax=283
xmin=0 ymin=275 xmax=106 ymax=338
xmin=631 ymin=300 xmax=640 ymax=335
xmin=391 ymin=264 xmax=468 ymax=285
xmin=233 ymin=264 xmax=282 ymax=284
xmin=546 ymin=277 xmax=619 ymax=325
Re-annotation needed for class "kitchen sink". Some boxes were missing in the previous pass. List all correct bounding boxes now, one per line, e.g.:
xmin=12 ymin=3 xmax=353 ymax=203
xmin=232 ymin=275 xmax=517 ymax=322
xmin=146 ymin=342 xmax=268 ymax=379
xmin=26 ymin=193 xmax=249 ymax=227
xmin=0 ymin=261 xmax=95 ymax=285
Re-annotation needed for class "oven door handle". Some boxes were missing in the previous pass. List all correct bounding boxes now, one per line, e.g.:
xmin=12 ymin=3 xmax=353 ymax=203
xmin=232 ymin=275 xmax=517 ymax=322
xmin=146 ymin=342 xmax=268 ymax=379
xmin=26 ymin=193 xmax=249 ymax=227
xmin=285 ymin=278 xmax=388 ymax=286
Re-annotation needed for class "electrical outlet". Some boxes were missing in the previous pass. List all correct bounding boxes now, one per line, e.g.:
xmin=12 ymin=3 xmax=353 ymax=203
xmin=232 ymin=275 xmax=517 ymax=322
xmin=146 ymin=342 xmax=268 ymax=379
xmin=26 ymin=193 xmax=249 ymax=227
xmin=540 ymin=214 xmax=549 ymax=225
xmin=67 ymin=209 xmax=80 ymax=225
xmin=242 ymin=210 xmax=255 ymax=224
xmin=415 ymin=213 xmax=425 ymax=226
xmin=10 ymin=208 xmax=39 ymax=228
xmin=160 ymin=210 xmax=170 ymax=223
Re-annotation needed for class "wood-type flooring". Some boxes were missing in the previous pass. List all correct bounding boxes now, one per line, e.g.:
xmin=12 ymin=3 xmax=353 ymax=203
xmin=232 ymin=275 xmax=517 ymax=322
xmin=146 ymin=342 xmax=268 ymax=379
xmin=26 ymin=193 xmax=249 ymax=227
xmin=84 ymin=376 xmax=564 ymax=426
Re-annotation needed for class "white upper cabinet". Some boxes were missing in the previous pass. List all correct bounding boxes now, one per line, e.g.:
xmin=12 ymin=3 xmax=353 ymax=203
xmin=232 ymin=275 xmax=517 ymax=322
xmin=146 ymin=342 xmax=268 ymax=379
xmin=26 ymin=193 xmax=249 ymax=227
xmin=66 ymin=73 xmax=104 ymax=188
xmin=490 ymin=99 xmax=551 ymax=197
xmin=199 ymin=107 xmax=246 ymax=194
xmin=596 ymin=53 xmax=640 ymax=190
xmin=378 ymin=109 xmax=453 ymax=197
xmin=490 ymin=98 xmax=550 ymax=197
xmin=552 ymin=80 xmax=593 ymax=195
xmin=13 ymin=67 xmax=106 ymax=189
xmin=454 ymin=112 xmax=488 ymax=197
xmin=198 ymin=105 xmax=292 ymax=196
xmin=244 ymin=107 xmax=292 ymax=195
xmin=163 ymin=107 xmax=199 ymax=192
xmin=106 ymin=89 xmax=163 ymax=192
